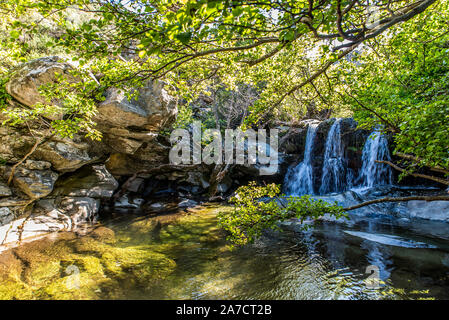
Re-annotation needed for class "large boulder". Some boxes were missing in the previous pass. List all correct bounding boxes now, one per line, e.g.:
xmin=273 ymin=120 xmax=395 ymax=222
xmin=10 ymin=166 xmax=58 ymax=199
xmin=5 ymin=56 xmax=75 ymax=110
xmin=96 ymin=80 xmax=177 ymax=131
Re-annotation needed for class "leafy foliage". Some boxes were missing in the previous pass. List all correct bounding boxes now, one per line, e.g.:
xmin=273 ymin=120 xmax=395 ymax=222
xmin=1 ymin=66 xmax=102 ymax=140
xmin=340 ymin=2 xmax=449 ymax=173
xmin=218 ymin=182 xmax=347 ymax=247
xmin=1 ymin=0 xmax=437 ymax=127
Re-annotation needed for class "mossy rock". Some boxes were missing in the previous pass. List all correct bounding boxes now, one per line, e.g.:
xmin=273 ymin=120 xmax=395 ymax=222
xmin=0 ymin=204 xmax=231 ymax=299
xmin=100 ymin=245 xmax=176 ymax=281
xmin=62 ymin=255 xmax=104 ymax=275
xmin=24 ymin=260 xmax=61 ymax=287
xmin=88 ymin=226 xmax=116 ymax=244
xmin=0 ymin=278 xmax=33 ymax=300
xmin=39 ymin=272 xmax=109 ymax=300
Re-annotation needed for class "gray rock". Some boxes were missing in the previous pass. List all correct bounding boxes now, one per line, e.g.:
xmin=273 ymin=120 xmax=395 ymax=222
xmin=5 ymin=56 xmax=76 ymax=114
xmin=96 ymin=87 xmax=149 ymax=128
xmin=114 ymin=195 xmax=144 ymax=209
xmin=407 ymin=200 xmax=449 ymax=222
xmin=12 ymin=167 xmax=58 ymax=199
xmin=33 ymin=139 xmax=99 ymax=172
xmin=96 ymin=80 xmax=177 ymax=130
xmin=217 ymin=176 xmax=233 ymax=194
xmin=148 ymin=202 xmax=166 ymax=211
xmin=0 ymin=181 xmax=12 ymax=197
xmin=178 ymin=198 xmax=198 ymax=208
xmin=0 ymin=197 xmax=99 ymax=246
xmin=0 ymin=207 xmax=13 ymax=225
xmin=52 ymin=165 xmax=118 ymax=199
xmin=127 ymin=177 xmax=145 ymax=193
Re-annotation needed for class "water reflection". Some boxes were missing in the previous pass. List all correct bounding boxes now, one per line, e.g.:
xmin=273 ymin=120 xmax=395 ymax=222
xmin=1 ymin=204 xmax=448 ymax=300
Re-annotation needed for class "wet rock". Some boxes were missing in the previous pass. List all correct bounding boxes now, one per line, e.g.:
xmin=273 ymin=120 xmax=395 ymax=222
xmin=89 ymin=226 xmax=116 ymax=243
xmin=339 ymin=118 xmax=370 ymax=175
xmin=216 ymin=176 xmax=232 ymax=194
xmin=102 ymin=127 xmax=159 ymax=142
xmin=52 ymin=165 xmax=118 ymax=199
xmin=5 ymin=56 xmax=76 ymax=114
xmin=178 ymin=199 xmax=198 ymax=208
xmin=407 ymin=201 xmax=449 ymax=222
xmin=114 ymin=195 xmax=144 ymax=209
xmin=0 ymin=182 xmax=12 ymax=197
xmin=12 ymin=167 xmax=58 ymax=199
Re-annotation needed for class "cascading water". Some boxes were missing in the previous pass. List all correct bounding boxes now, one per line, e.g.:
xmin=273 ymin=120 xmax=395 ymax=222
xmin=319 ymin=118 xmax=347 ymax=195
xmin=284 ymin=123 xmax=318 ymax=195
xmin=358 ymin=131 xmax=393 ymax=187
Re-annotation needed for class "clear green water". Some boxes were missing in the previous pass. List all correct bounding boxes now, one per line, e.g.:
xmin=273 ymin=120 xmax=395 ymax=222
xmin=0 ymin=204 xmax=448 ymax=300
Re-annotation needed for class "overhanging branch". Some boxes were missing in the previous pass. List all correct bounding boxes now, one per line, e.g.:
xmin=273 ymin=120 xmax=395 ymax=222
xmin=376 ymin=160 xmax=449 ymax=186
xmin=344 ymin=195 xmax=449 ymax=211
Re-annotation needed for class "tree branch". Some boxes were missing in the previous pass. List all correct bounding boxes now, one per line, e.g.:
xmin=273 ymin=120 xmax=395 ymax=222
xmin=376 ymin=160 xmax=449 ymax=186
xmin=344 ymin=195 xmax=449 ymax=211
xmin=394 ymin=152 xmax=449 ymax=175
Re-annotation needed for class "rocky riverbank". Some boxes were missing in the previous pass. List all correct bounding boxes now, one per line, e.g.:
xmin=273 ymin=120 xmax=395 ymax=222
xmin=0 ymin=56 xmax=447 ymax=248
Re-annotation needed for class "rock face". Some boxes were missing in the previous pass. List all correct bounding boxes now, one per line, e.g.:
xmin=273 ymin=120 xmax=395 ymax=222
xmin=5 ymin=56 xmax=75 ymax=111
xmin=0 ymin=56 xmax=181 ymax=245
xmin=7 ymin=56 xmax=441 ymax=248
xmin=96 ymin=80 xmax=177 ymax=131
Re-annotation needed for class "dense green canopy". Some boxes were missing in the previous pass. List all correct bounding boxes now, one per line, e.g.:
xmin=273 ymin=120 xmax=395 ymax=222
xmin=1 ymin=0 xmax=439 ymax=123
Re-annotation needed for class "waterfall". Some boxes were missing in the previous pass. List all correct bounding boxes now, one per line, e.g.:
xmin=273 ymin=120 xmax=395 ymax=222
xmin=284 ymin=123 xmax=318 ymax=195
xmin=319 ymin=118 xmax=347 ymax=195
xmin=358 ymin=131 xmax=392 ymax=187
